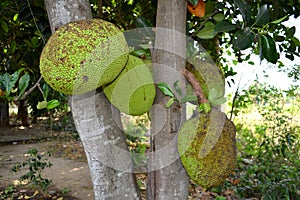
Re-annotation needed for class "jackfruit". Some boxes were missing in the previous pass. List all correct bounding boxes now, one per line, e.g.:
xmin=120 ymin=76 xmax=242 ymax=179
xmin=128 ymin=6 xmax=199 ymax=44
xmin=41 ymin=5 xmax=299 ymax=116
xmin=103 ymin=55 xmax=155 ymax=116
xmin=40 ymin=19 xmax=129 ymax=95
xmin=178 ymin=108 xmax=236 ymax=188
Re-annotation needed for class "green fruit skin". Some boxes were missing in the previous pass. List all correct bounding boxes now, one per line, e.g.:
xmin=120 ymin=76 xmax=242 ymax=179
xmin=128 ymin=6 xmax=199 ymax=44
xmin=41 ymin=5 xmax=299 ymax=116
xmin=103 ymin=55 xmax=156 ymax=116
xmin=40 ymin=19 xmax=129 ymax=95
xmin=178 ymin=109 xmax=237 ymax=188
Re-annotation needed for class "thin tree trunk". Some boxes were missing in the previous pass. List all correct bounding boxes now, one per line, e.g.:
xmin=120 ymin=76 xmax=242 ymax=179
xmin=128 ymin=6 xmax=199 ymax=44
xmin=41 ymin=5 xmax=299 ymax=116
xmin=147 ymin=0 xmax=189 ymax=199
xmin=18 ymin=100 xmax=29 ymax=126
xmin=0 ymin=102 xmax=9 ymax=127
xmin=44 ymin=1 xmax=140 ymax=199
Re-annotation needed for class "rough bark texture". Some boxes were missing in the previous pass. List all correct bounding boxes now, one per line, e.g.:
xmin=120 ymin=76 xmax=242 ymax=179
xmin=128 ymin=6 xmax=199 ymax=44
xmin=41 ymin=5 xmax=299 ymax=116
xmin=45 ymin=0 xmax=93 ymax=32
xmin=71 ymin=91 xmax=140 ymax=199
xmin=147 ymin=0 xmax=189 ymax=199
xmin=44 ymin=1 xmax=140 ymax=199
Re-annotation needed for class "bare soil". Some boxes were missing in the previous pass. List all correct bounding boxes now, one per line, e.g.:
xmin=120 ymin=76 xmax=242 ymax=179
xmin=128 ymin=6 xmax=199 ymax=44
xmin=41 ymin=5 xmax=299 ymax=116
xmin=0 ymin=125 xmax=94 ymax=199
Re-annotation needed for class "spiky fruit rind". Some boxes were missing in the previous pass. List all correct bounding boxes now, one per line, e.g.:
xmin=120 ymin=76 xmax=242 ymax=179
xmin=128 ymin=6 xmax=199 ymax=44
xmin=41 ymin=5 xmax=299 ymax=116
xmin=178 ymin=110 xmax=236 ymax=188
xmin=40 ymin=19 xmax=129 ymax=95
xmin=103 ymin=55 xmax=156 ymax=116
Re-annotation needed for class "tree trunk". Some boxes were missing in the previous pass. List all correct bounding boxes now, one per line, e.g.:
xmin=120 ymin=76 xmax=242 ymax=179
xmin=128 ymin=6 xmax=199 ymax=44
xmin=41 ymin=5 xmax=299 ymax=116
xmin=0 ymin=102 xmax=9 ymax=127
xmin=44 ymin=1 xmax=140 ymax=199
xmin=18 ymin=100 xmax=29 ymax=126
xmin=147 ymin=0 xmax=189 ymax=199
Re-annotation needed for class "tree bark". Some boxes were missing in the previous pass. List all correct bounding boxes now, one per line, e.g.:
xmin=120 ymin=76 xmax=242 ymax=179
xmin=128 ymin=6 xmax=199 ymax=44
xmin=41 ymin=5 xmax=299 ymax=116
xmin=147 ymin=0 xmax=189 ymax=199
xmin=18 ymin=100 xmax=29 ymax=126
xmin=44 ymin=1 xmax=140 ymax=199
xmin=0 ymin=102 xmax=9 ymax=127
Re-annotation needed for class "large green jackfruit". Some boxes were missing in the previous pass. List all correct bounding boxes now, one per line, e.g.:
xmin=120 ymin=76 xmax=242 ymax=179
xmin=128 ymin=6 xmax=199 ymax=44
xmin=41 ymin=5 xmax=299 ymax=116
xmin=178 ymin=109 xmax=236 ymax=188
xmin=40 ymin=19 xmax=129 ymax=95
xmin=103 ymin=55 xmax=156 ymax=116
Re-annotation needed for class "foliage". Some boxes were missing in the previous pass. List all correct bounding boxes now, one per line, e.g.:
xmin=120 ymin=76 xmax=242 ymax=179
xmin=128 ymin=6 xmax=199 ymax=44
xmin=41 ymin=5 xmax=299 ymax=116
xmin=11 ymin=148 xmax=53 ymax=191
xmin=0 ymin=185 xmax=14 ymax=199
xmin=90 ymin=0 xmax=157 ymax=30
xmin=186 ymin=0 xmax=300 ymax=87
xmin=228 ymin=81 xmax=300 ymax=199
xmin=0 ymin=68 xmax=30 ymax=101
xmin=124 ymin=115 xmax=149 ymax=166
xmin=0 ymin=0 xmax=50 ymax=88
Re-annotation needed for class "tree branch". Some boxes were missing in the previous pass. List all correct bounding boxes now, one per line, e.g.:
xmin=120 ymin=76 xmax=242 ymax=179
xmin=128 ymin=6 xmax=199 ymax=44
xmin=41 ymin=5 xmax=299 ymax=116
xmin=182 ymin=68 xmax=209 ymax=104
xmin=16 ymin=76 xmax=43 ymax=101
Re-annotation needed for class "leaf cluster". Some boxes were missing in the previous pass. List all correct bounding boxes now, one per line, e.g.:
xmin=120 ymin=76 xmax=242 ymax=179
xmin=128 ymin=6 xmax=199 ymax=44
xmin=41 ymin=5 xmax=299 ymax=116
xmin=186 ymin=0 xmax=300 ymax=83
xmin=11 ymin=148 xmax=53 ymax=191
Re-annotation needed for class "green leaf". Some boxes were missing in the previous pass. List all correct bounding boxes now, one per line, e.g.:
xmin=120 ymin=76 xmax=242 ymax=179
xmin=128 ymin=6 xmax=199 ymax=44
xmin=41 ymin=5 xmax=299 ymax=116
xmin=181 ymin=95 xmax=198 ymax=103
xmin=203 ymin=103 xmax=211 ymax=113
xmin=47 ymin=99 xmax=60 ymax=110
xmin=18 ymin=73 xmax=30 ymax=99
xmin=10 ymin=40 xmax=17 ymax=54
xmin=286 ymin=26 xmax=296 ymax=38
xmin=215 ymin=21 xmax=237 ymax=32
xmin=13 ymin=14 xmax=19 ymax=22
xmin=187 ymin=0 xmax=198 ymax=6
xmin=248 ymin=61 xmax=255 ymax=65
xmin=196 ymin=22 xmax=217 ymax=39
xmin=234 ymin=0 xmax=252 ymax=26
xmin=173 ymin=80 xmax=182 ymax=96
xmin=131 ymin=49 xmax=149 ymax=57
xmin=213 ymin=13 xmax=225 ymax=22
xmin=255 ymin=5 xmax=270 ymax=26
xmin=270 ymin=15 xmax=288 ymax=24
xmin=158 ymin=82 xmax=174 ymax=97
xmin=31 ymin=37 xmax=39 ymax=48
xmin=37 ymin=101 xmax=48 ymax=109
xmin=0 ymin=20 xmax=8 ymax=33
xmin=166 ymin=98 xmax=175 ymax=108
xmin=0 ymin=69 xmax=24 ymax=95
xmin=198 ymin=104 xmax=204 ymax=112
xmin=260 ymin=34 xmax=279 ymax=64
xmin=233 ymin=29 xmax=255 ymax=50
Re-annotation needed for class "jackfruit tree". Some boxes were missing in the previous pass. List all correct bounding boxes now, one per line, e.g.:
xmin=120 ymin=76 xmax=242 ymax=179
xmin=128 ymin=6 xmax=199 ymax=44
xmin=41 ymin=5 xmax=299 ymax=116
xmin=1 ymin=0 xmax=299 ymax=199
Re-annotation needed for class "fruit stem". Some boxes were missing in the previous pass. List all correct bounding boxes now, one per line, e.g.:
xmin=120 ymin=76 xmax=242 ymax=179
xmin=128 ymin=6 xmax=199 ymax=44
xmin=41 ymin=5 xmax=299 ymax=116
xmin=182 ymin=68 xmax=209 ymax=105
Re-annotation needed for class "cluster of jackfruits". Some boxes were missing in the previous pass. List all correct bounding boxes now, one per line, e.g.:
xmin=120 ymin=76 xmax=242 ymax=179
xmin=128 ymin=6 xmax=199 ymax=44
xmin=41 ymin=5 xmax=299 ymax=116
xmin=179 ymin=60 xmax=237 ymax=188
xmin=40 ymin=19 xmax=155 ymax=116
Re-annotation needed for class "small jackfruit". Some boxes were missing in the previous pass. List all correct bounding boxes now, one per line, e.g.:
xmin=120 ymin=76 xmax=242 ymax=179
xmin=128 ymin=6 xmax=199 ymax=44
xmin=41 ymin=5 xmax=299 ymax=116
xmin=40 ymin=19 xmax=129 ymax=95
xmin=178 ymin=109 xmax=236 ymax=188
xmin=103 ymin=55 xmax=156 ymax=116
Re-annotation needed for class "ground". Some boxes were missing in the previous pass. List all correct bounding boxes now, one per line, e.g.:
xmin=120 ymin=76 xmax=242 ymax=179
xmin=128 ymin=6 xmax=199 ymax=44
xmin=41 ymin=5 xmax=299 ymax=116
xmin=0 ymin=125 xmax=94 ymax=200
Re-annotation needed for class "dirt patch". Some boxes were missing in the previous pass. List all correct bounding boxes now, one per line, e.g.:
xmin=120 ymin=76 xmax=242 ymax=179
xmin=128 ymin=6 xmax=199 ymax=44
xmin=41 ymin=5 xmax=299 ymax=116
xmin=0 ymin=126 xmax=94 ymax=200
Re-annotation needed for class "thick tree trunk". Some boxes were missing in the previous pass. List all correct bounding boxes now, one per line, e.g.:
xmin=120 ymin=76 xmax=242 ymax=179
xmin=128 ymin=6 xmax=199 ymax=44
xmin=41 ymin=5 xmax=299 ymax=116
xmin=147 ymin=0 xmax=189 ymax=199
xmin=0 ymin=102 xmax=9 ymax=127
xmin=44 ymin=1 xmax=140 ymax=199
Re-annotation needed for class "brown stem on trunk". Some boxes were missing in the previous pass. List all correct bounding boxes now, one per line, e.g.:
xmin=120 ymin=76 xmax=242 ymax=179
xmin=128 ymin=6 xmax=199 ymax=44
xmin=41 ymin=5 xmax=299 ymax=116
xmin=182 ymin=68 xmax=209 ymax=104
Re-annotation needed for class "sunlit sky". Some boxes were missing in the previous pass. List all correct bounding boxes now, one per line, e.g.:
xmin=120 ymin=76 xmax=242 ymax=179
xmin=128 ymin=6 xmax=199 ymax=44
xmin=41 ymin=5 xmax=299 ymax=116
xmin=225 ymin=17 xmax=300 ymax=95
